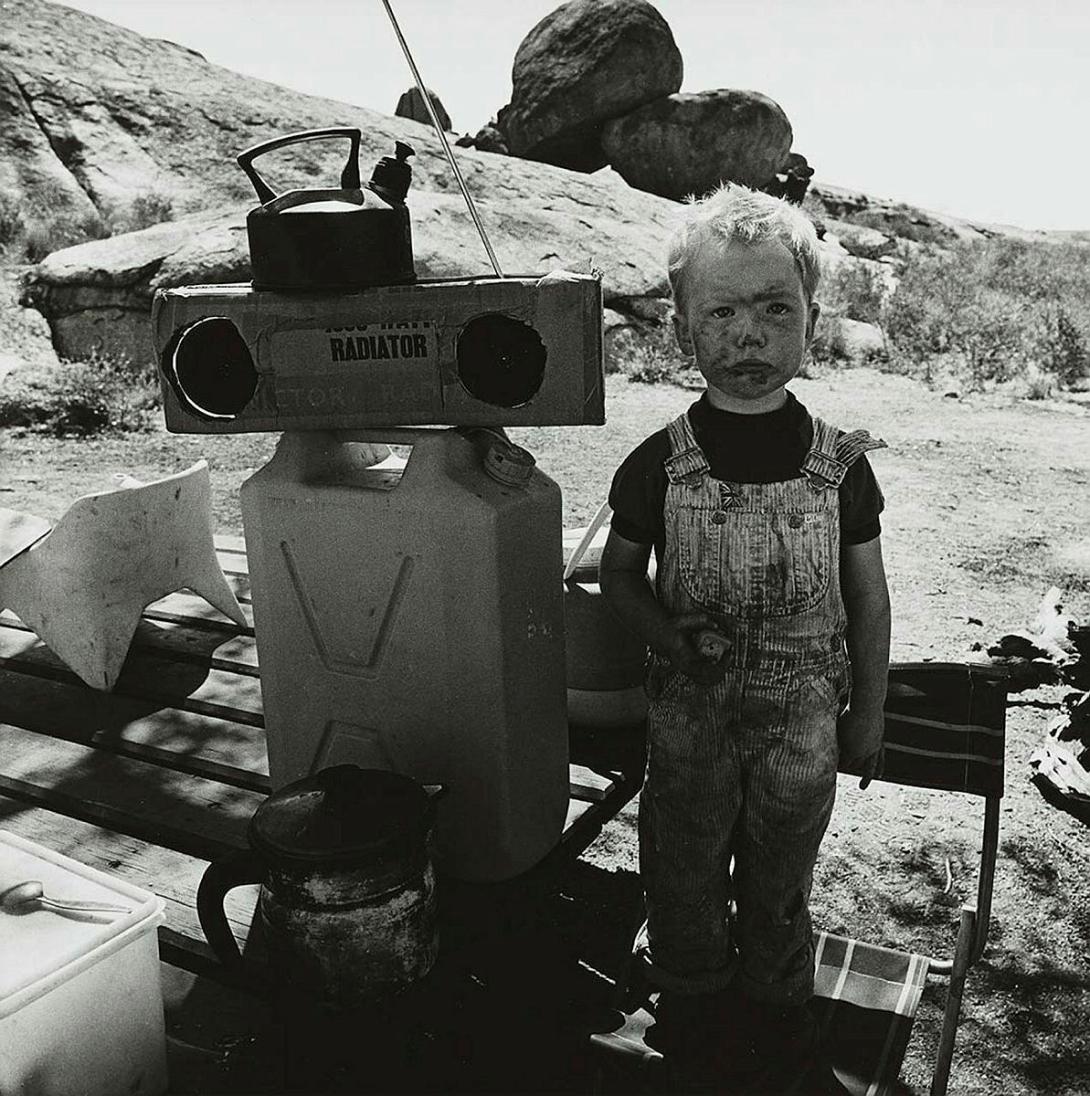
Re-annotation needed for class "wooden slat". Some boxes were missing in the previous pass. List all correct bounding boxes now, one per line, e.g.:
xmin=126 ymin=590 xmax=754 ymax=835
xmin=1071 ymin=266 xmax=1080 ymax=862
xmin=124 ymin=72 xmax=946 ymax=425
xmin=556 ymin=771 xmax=638 ymax=864
xmin=215 ymin=534 xmax=248 ymax=559
xmin=0 ymin=798 xmax=259 ymax=964
xmin=0 ymin=634 xmax=625 ymax=811
xmin=0 ymin=669 xmax=268 ymax=790
xmin=0 ymin=723 xmax=261 ymax=861
xmin=0 ymin=507 xmax=51 ymax=566
xmin=563 ymin=798 xmax=595 ymax=831
xmin=569 ymin=764 xmax=615 ymax=803
xmin=0 ymin=627 xmax=264 ymax=723
xmin=0 ymin=709 xmax=634 ymax=867
xmin=1 ymin=613 xmax=258 ymax=674
xmin=149 ymin=586 xmax=254 ymax=621
xmin=139 ymin=598 xmax=254 ymax=636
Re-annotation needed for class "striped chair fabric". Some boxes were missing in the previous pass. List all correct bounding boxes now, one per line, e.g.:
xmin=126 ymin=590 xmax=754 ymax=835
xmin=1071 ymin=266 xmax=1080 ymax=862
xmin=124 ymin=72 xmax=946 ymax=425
xmin=810 ymin=932 xmax=931 ymax=1096
xmin=590 ymin=931 xmax=930 ymax=1095
xmin=877 ymin=662 xmax=1006 ymax=797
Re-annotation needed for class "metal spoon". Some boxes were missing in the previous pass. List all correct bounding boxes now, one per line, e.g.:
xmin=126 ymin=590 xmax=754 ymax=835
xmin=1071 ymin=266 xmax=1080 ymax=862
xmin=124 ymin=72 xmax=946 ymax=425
xmin=0 ymin=880 xmax=131 ymax=915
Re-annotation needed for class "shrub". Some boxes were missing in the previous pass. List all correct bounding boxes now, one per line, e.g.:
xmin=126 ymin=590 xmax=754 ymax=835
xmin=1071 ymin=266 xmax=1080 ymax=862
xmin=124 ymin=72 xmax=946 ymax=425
xmin=1037 ymin=304 xmax=1089 ymax=388
xmin=611 ymin=318 xmax=702 ymax=387
xmin=17 ymin=188 xmax=176 ymax=261
xmin=0 ymin=190 xmax=26 ymax=251
xmin=820 ymin=259 xmax=887 ymax=325
xmin=113 ymin=191 xmax=174 ymax=233
xmin=0 ymin=352 xmax=159 ymax=435
xmin=23 ymin=206 xmax=110 ymax=262
xmin=10 ymin=176 xmax=111 ymax=260
xmin=884 ymin=237 xmax=1090 ymax=391
xmin=1022 ymin=365 xmax=1055 ymax=401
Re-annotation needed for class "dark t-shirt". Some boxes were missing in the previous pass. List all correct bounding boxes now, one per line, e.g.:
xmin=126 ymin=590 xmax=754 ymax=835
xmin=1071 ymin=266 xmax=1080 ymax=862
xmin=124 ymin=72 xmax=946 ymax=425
xmin=608 ymin=392 xmax=884 ymax=562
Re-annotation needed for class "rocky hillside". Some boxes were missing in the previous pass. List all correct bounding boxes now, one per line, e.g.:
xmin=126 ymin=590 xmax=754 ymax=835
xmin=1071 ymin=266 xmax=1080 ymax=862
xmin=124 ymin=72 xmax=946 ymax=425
xmin=0 ymin=0 xmax=1070 ymax=368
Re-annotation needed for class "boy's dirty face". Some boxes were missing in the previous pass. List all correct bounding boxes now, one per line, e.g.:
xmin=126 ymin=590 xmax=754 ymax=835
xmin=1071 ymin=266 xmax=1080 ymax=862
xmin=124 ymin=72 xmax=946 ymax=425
xmin=672 ymin=237 xmax=819 ymax=412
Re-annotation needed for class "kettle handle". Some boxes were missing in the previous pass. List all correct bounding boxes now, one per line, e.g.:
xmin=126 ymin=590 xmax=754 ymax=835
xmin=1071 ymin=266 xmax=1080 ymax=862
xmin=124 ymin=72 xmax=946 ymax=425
xmin=236 ymin=127 xmax=363 ymax=205
xmin=196 ymin=848 xmax=264 ymax=970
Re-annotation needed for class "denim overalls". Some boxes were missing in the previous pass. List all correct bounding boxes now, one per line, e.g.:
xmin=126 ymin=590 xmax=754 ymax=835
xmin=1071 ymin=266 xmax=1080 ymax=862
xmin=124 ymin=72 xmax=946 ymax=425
xmin=640 ymin=409 xmax=886 ymax=1004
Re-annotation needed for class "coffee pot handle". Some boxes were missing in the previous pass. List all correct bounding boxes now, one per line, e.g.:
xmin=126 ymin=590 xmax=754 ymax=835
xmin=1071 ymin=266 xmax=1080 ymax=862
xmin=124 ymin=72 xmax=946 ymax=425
xmin=196 ymin=849 xmax=264 ymax=969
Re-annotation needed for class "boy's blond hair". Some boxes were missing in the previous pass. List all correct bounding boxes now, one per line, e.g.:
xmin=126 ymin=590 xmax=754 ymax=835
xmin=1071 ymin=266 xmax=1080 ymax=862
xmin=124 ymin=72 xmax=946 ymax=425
xmin=667 ymin=184 xmax=823 ymax=308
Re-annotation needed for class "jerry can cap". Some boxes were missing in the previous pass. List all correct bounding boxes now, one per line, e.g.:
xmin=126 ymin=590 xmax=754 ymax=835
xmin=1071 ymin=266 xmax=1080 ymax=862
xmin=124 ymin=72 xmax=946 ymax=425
xmin=483 ymin=436 xmax=535 ymax=486
xmin=249 ymin=765 xmax=433 ymax=866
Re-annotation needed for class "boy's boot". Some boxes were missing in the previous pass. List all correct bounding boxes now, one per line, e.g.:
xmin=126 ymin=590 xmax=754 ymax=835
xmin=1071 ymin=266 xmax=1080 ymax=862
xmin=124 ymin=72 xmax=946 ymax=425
xmin=746 ymin=1000 xmax=852 ymax=1095
xmin=645 ymin=989 xmax=715 ymax=1058
xmin=649 ymin=986 xmax=760 ymax=1093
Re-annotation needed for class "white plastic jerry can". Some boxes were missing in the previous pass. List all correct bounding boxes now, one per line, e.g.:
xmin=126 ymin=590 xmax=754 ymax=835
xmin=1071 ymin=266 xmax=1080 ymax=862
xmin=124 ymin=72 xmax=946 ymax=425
xmin=240 ymin=427 xmax=570 ymax=882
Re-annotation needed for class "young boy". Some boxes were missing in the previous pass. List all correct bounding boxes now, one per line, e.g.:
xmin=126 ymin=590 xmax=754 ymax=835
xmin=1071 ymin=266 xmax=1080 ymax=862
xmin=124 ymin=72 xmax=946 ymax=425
xmin=600 ymin=185 xmax=890 ymax=1092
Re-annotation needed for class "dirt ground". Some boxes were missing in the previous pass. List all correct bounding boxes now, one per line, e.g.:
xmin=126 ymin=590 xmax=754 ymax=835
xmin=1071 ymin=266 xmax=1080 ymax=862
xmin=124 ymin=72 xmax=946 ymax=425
xmin=2 ymin=368 xmax=1090 ymax=1093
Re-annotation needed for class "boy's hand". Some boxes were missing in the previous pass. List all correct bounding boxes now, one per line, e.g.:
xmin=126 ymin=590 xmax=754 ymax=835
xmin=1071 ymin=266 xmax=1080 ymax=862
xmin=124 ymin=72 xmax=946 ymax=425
xmin=837 ymin=707 xmax=884 ymax=789
xmin=653 ymin=612 xmax=728 ymax=685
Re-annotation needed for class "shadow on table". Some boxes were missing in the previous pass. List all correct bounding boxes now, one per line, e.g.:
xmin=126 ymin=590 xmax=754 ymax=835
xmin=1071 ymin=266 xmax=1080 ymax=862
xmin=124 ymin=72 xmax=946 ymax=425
xmin=162 ymin=856 xmax=643 ymax=1094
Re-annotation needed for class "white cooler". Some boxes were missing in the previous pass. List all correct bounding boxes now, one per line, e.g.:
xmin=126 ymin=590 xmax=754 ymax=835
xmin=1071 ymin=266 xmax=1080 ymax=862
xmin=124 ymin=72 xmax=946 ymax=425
xmin=0 ymin=830 xmax=168 ymax=1096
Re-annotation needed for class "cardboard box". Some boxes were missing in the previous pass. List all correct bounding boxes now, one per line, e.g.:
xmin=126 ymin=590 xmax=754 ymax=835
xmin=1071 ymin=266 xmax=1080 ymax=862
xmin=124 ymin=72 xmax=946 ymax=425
xmin=153 ymin=271 xmax=604 ymax=433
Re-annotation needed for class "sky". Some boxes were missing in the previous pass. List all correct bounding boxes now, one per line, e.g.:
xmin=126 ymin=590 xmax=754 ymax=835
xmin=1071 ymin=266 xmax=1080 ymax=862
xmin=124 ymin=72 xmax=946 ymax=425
xmin=59 ymin=0 xmax=1090 ymax=232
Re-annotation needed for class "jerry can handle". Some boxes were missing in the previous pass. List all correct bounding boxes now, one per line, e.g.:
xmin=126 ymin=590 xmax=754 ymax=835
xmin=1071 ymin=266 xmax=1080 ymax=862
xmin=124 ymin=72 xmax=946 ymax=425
xmin=237 ymin=127 xmax=363 ymax=205
xmin=196 ymin=848 xmax=264 ymax=970
xmin=332 ymin=427 xmax=446 ymax=447
xmin=334 ymin=427 xmax=532 ymax=486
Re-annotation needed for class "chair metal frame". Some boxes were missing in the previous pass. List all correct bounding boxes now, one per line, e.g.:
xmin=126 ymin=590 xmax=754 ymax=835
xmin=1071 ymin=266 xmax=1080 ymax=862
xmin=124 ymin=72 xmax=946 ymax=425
xmin=873 ymin=660 xmax=1006 ymax=1095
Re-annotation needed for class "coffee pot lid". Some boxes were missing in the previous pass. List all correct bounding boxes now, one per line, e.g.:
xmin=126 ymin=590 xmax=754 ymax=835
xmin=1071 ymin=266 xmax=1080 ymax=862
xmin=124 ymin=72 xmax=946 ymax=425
xmin=249 ymin=765 xmax=432 ymax=865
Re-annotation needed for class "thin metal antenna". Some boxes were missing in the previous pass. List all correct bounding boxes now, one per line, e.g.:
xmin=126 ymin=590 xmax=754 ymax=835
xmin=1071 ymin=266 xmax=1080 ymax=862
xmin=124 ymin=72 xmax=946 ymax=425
xmin=380 ymin=0 xmax=505 ymax=278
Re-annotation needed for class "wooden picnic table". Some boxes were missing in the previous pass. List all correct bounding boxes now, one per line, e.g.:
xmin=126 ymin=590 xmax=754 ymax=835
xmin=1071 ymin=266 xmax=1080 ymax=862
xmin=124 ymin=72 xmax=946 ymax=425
xmin=0 ymin=536 xmax=646 ymax=1093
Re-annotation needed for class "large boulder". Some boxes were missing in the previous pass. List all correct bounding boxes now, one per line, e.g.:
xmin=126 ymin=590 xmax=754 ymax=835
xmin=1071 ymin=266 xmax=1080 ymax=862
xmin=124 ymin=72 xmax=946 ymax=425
xmin=804 ymin=183 xmax=1057 ymax=248
xmin=601 ymin=89 xmax=793 ymax=200
xmin=0 ymin=63 xmax=100 ymax=231
xmin=498 ymin=0 xmax=683 ymax=172
xmin=823 ymin=220 xmax=896 ymax=261
xmin=395 ymin=87 xmax=452 ymax=132
xmin=0 ymin=0 xmax=461 ymax=228
xmin=23 ymin=169 xmax=682 ymax=364
xmin=813 ymin=316 xmax=887 ymax=365
xmin=458 ymin=123 xmax=509 ymax=155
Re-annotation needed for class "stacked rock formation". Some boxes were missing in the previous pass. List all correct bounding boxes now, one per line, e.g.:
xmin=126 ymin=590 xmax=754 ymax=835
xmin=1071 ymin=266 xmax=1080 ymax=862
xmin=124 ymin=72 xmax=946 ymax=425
xmin=472 ymin=0 xmax=802 ymax=203
xmin=497 ymin=0 xmax=683 ymax=174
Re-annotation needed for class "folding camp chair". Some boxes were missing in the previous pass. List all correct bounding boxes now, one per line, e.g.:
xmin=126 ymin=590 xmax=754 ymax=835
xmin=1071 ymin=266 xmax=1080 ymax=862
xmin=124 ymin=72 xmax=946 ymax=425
xmin=589 ymin=661 xmax=1008 ymax=1096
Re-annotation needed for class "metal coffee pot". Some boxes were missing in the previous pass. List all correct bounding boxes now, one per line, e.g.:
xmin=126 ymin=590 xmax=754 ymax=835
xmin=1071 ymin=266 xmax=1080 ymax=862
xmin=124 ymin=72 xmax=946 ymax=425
xmin=197 ymin=765 xmax=439 ymax=1008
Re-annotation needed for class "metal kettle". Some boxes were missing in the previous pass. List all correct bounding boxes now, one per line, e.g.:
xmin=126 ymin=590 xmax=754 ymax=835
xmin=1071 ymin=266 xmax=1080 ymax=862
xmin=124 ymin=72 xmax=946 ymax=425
xmin=197 ymin=765 xmax=440 ymax=1008
xmin=237 ymin=127 xmax=417 ymax=291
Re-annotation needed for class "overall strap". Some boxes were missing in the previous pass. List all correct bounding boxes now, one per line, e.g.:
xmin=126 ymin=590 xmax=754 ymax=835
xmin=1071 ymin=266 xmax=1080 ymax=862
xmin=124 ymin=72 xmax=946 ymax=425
xmin=801 ymin=416 xmax=887 ymax=488
xmin=663 ymin=413 xmax=711 ymax=485
xmin=836 ymin=428 xmax=888 ymax=467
